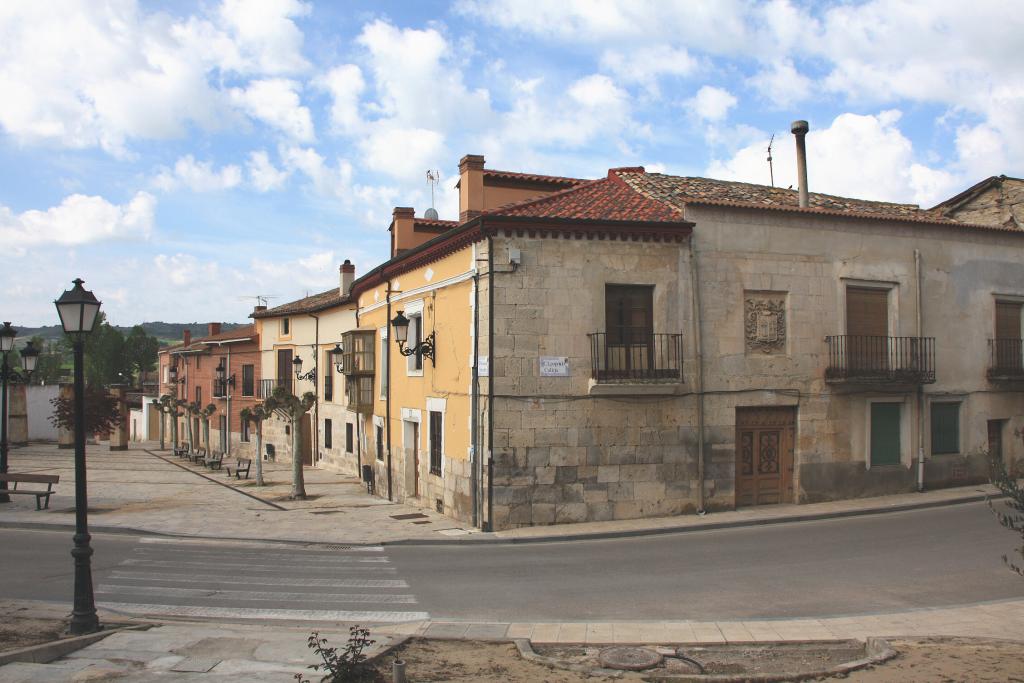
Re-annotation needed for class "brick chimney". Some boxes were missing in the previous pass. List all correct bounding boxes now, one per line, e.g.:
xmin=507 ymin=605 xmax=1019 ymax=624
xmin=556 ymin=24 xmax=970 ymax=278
xmin=207 ymin=322 xmax=221 ymax=336
xmin=458 ymin=154 xmax=485 ymax=223
xmin=253 ymin=305 xmax=267 ymax=314
xmin=182 ymin=329 xmax=191 ymax=347
xmin=340 ymin=259 xmax=355 ymax=296
xmin=389 ymin=207 xmax=416 ymax=257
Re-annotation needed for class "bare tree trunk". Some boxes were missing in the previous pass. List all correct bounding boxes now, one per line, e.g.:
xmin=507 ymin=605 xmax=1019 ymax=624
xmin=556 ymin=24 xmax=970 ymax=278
xmin=186 ymin=413 xmax=194 ymax=452
xmin=203 ymin=418 xmax=210 ymax=451
xmin=254 ymin=423 xmax=265 ymax=487
xmin=291 ymin=415 xmax=306 ymax=499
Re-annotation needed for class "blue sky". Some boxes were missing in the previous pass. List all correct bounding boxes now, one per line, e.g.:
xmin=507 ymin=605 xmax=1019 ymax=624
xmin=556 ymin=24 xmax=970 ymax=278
xmin=2 ymin=0 xmax=1021 ymax=325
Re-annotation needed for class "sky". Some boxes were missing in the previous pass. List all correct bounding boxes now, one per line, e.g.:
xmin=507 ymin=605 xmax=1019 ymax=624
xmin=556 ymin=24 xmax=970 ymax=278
xmin=1 ymin=0 xmax=1022 ymax=326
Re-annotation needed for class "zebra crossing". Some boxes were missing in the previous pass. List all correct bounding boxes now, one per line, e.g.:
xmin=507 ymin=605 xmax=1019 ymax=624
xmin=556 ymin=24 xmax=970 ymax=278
xmin=95 ymin=537 xmax=429 ymax=623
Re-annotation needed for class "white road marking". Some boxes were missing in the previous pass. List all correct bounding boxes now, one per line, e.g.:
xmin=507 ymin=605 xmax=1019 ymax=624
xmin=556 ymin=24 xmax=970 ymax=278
xmin=109 ymin=571 xmax=406 ymax=587
xmin=122 ymin=558 xmax=388 ymax=571
xmin=98 ymin=601 xmax=429 ymax=623
xmin=97 ymin=584 xmax=417 ymax=603
xmin=132 ymin=547 xmax=390 ymax=564
xmin=138 ymin=537 xmax=384 ymax=552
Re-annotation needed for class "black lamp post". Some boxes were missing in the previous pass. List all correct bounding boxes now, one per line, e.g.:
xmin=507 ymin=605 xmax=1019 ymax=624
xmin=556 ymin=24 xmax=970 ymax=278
xmin=390 ymin=310 xmax=435 ymax=365
xmin=54 ymin=278 xmax=101 ymax=635
xmin=293 ymin=355 xmax=316 ymax=382
xmin=0 ymin=324 xmax=38 ymax=503
xmin=330 ymin=343 xmax=345 ymax=373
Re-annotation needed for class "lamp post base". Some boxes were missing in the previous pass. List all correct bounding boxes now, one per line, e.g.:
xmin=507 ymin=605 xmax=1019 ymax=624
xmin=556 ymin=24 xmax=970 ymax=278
xmin=69 ymin=533 xmax=99 ymax=635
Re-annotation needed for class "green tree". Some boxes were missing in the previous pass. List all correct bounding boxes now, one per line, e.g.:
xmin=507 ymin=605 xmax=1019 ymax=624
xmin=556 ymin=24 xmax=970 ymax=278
xmin=124 ymin=326 xmax=159 ymax=388
xmin=31 ymin=337 xmax=68 ymax=385
xmin=989 ymin=453 xmax=1024 ymax=577
xmin=240 ymin=405 xmax=271 ymax=486
xmin=264 ymin=386 xmax=316 ymax=499
xmin=49 ymin=385 xmax=120 ymax=436
xmin=80 ymin=313 xmax=130 ymax=387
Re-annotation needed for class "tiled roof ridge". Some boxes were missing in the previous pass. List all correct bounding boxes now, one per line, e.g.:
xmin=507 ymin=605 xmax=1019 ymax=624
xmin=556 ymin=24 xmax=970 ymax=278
xmin=639 ymin=172 xmax=921 ymax=210
xmin=414 ymin=217 xmax=458 ymax=227
xmin=252 ymin=286 xmax=349 ymax=318
xmin=197 ymin=323 xmax=256 ymax=343
xmin=483 ymin=168 xmax=586 ymax=186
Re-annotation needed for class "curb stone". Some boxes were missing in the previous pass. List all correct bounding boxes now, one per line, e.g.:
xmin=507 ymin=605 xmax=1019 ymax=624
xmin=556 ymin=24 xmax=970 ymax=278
xmin=514 ymin=637 xmax=897 ymax=682
xmin=0 ymin=624 xmax=150 ymax=666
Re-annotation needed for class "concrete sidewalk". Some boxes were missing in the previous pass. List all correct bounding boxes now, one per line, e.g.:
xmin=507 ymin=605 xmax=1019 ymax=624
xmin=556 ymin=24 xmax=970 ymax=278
xmin=1 ymin=596 xmax=1022 ymax=681
xmin=0 ymin=442 xmax=1003 ymax=545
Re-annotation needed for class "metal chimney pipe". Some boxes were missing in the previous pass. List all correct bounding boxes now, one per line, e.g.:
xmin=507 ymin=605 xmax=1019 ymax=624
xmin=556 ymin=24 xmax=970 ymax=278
xmin=791 ymin=120 xmax=809 ymax=208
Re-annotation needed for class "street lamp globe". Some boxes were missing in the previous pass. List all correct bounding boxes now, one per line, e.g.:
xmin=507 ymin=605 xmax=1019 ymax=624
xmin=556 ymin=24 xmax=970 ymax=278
xmin=0 ymin=322 xmax=15 ymax=353
xmin=20 ymin=339 xmax=39 ymax=373
xmin=330 ymin=343 xmax=344 ymax=372
xmin=292 ymin=356 xmax=303 ymax=372
xmin=390 ymin=311 xmax=410 ymax=344
xmin=54 ymin=279 xmax=102 ymax=336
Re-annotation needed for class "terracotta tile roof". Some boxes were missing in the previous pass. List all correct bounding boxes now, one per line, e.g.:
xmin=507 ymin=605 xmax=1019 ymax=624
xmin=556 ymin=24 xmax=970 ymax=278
xmin=487 ymin=169 xmax=685 ymax=223
xmin=198 ymin=324 xmax=256 ymax=343
xmin=483 ymin=169 xmax=586 ymax=187
xmin=415 ymin=218 xmax=458 ymax=230
xmin=251 ymin=287 xmax=351 ymax=318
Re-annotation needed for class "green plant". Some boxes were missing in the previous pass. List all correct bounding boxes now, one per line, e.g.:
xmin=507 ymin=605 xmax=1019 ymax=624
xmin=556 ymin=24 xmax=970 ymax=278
xmin=294 ymin=627 xmax=382 ymax=683
xmin=988 ymin=452 xmax=1024 ymax=577
xmin=49 ymin=384 xmax=120 ymax=435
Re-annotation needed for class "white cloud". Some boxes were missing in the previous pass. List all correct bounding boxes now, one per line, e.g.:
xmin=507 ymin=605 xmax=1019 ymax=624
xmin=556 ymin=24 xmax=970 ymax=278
xmin=0 ymin=192 xmax=156 ymax=248
xmin=247 ymin=150 xmax=291 ymax=192
xmin=315 ymin=64 xmax=366 ymax=134
xmin=707 ymin=110 xmax=960 ymax=207
xmin=153 ymin=155 xmax=242 ymax=192
xmin=600 ymin=45 xmax=700 ymax=91
xmin=748 ymin=58 xmax=813 ymax=108
xmin=230 ymin=78 xmax=314 ymax=142
xmin=689 ymin=86 xmax=737 ymax=122
xmin=280 ymin=145 xmax=353 ymax=198
xmin=359 ymin=127 xmax=445 ymax=180
xmin=216 ymin=0 xmax=311 ymax=75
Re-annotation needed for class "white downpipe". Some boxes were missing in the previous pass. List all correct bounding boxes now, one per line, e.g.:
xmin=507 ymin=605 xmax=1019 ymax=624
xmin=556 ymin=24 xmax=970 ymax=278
xmin=915 ymin=249 xmax=925 ymax=492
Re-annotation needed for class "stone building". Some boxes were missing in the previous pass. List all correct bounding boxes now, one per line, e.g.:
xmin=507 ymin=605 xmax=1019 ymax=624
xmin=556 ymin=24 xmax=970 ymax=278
xmin=342 ymin=149 xmax=1024 ymax=530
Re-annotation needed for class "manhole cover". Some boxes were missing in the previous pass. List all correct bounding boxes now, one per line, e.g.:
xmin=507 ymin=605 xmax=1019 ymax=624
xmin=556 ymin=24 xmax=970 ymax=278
xmin=598 ymin=646 xmax=663 ymax=671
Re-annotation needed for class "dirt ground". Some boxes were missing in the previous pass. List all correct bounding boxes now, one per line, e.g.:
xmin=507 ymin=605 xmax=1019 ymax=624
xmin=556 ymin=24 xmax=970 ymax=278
xmin=0 ymin=614 xmax=67 ymax=652
xmin=378 ymin=637 xmax=1024 ymax=682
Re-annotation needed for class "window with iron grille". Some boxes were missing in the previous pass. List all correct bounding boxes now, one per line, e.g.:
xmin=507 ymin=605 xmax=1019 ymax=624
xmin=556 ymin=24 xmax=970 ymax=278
xmin=429 ymin=410 xmax=442 ymax=476
xmin=324 ymin=419 xmax=333 ymax=449
xmin=324 ymin=352 xmax=333 ymax=402
xmin=242 ymin=365 xmax=254 ymax=396
xmin=345 ymin=423 xmax=353 ymax=453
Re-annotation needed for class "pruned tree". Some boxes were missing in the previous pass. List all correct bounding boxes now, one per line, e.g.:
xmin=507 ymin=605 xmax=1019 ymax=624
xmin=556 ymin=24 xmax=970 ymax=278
xmin=989 ymin=452 xmax=1024 ymax=577
xmin=50 ymin=384 xmax=120 ymax=436
xmin=240 ymin=405 xmax=271 ymax=486
xmin=264 ymin=386 xmax=316 ymax=499
xmin=199 ymin=403 xmax=216 ymax=452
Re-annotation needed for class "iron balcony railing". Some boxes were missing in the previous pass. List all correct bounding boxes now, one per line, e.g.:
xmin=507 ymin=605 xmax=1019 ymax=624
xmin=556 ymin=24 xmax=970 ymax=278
xmin=988 ymin=338 xmax=1024 ymax=379
xmin=258 ymin=378 xmax=291 ymax=398
xmin=825 ymin=335 xmax=936 ymax=383
xmin=588 ymin=332 xmax=683 ymax=383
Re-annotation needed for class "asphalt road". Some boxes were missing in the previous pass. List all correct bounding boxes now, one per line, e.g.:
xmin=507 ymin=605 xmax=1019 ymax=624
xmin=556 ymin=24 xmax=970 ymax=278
xmin=2 ymin=501 xmax=1021 ymax=623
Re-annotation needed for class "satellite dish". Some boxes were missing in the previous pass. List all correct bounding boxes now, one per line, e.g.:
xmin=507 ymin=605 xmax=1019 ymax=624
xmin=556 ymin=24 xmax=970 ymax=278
xmin=424 ymin=207 xmax=439 ymax=220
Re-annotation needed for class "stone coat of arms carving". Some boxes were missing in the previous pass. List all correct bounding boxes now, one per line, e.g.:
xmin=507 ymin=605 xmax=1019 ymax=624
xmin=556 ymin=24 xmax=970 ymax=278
xmin=745 ymin=296 xmax=787 ymax=354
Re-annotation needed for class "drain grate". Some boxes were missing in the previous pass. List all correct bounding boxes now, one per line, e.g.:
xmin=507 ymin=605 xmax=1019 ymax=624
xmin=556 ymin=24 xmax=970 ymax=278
xmin=319 ymin=544 xmax=353 ymax=551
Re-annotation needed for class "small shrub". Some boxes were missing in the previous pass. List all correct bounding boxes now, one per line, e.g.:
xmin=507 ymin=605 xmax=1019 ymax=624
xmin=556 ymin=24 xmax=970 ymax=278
xmin=295 ymin=626 xmax=383 ymax=683
xmin=988 ymin=452 xmax=1024 ymax=577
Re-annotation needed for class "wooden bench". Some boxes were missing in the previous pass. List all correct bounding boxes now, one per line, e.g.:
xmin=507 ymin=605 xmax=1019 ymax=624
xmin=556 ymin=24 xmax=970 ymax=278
xmin=224 ymin=457 xmax=252 ymax=479
xmin=173 ymin=446 xmax=189 ymax=458
xmin=203 ymin=451 xmax=223 ymax=470
xmin=0 ymin=473 xmax=60 ymax=510
xmin=189 ymin=447 xmax=207 ymax=464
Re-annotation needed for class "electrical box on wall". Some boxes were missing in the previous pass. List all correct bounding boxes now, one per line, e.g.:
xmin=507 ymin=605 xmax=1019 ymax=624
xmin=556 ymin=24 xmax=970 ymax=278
xmin=508 ymin=247 xmax=521 ymax=265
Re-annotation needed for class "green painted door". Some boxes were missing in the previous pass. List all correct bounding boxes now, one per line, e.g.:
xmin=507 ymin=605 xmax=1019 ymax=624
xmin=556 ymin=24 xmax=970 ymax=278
xmin=871 ymin=403 xmax=901 ymax=466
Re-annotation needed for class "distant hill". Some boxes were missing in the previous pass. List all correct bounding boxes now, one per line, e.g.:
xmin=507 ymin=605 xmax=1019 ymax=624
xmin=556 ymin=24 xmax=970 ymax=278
xmin=12 ymin=322 xmax=249 ymax=346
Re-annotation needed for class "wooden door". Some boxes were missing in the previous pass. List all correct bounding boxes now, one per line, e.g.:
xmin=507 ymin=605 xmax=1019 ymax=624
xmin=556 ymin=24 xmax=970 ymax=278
xmin=736 ymin=407 xmax=796 ymax=506
xmin=846 ymin=287 xmax=888 ymax=372
xmin=300 ymin=414 xmax=313 ymax=466
xmin=988 ymin=419 xmax=1004 ymax=461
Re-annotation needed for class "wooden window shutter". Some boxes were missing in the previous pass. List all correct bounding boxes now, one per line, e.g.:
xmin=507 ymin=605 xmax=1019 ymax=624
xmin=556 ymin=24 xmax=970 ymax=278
xmin=995 ymin=302 xmax=1021 ymax=340
xmin=930 ymin=403 xmax=960 ymax=455
xmin=846 ymin=287 xmax=888 ymax=337
xmin=870 ymin=403 xmax=901 ymax=466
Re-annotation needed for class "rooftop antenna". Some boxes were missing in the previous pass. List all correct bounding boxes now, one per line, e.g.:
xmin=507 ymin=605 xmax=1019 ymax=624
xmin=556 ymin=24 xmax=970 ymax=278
xmin=767 ymin=134 xmax=775 ymax=187
xmin=238 ymin=295 xmax=279 ymax=308
xmin=424 ymin=170 xmax=440 ymax=220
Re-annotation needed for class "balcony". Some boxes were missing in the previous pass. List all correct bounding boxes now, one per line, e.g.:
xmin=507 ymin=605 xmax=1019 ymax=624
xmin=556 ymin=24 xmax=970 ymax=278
xmin=258 ymin=378 xmax=291 ymax=398
xmin=345 ymin=375 xmax=374 ymax=414
xmin=988 ymin=338 xmax=1024 ymax=380
xmin=588 ymin=332 xmax=683 ymax=383
xmin=825 ymin=335 xmax=936 ymax=384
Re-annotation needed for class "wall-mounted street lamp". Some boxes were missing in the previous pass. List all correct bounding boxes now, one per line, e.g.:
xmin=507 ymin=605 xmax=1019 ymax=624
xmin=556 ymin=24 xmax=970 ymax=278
xmin=390 ymin=310 xmax=435 ymax=366
xmin=54 ymin=277 xmax=101 ymax=635
xmin=167 ymin=363 xmax=187 ymax=384
xmin=215 ymin=359 xmax=235 ymax=393
xmin=293 ymin=355 xmax=316 ymax=382
xmin=0 ymin=324 xmax=38 ymax=504
xmin=330 ymin=343 xmax=345 ymax=374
